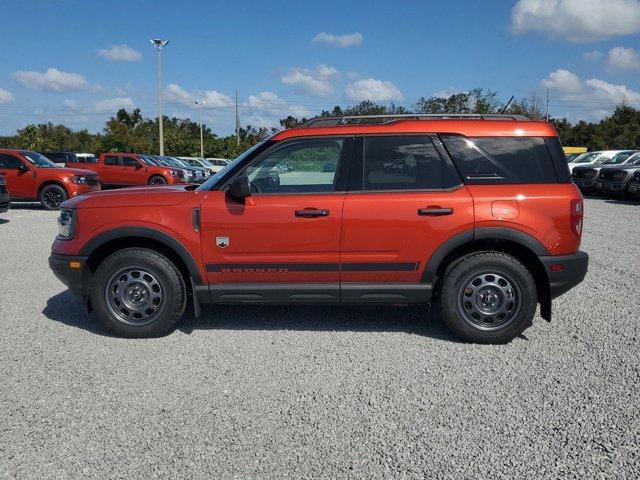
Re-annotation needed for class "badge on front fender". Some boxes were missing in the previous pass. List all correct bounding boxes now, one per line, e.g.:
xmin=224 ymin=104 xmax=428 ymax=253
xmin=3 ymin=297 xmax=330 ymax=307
xmin=216 ymin=236 xmax=229 ymax=248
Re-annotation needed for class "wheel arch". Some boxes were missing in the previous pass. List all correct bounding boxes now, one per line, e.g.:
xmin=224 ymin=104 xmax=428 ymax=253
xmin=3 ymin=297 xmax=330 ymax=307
xmin=38 ymin=179 xmax=69 ymax=197
xmin=80 ymin=227 xmax=203 ymax=287
xmin=423 ymin=228 xmax=552 ymax=320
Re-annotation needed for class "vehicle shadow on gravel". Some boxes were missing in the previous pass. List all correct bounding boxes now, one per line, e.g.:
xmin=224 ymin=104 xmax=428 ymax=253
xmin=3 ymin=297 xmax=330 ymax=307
xmin=43 ymin=291 xmax=457 ymax=341
xmin=0 ymin=218 xmax=8 ymax=225
xmin=8 ymin=202 xmax=46 ymax=210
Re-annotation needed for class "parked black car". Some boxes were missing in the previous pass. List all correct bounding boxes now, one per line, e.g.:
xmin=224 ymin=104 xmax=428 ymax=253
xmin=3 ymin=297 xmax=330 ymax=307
xmin=596 ymin=153 xmax=640 ymax=196
xmin=0 ymin=173 xmax=10 ymax=213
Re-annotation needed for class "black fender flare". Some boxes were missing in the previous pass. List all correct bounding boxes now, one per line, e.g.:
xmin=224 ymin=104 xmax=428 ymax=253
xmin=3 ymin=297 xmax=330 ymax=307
xmin=421 ymin=227 xmax=550 ymax=284
xmin=79 ymin=226 xmax=203 ymax=284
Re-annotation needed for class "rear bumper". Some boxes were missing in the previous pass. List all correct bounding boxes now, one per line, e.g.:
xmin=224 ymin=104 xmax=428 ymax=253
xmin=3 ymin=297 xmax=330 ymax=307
xmin=539 ymin=251 xmax=589 ymax=299
xmin=48 ymin=252 xmax=88 ymax=300
xmin=0 ymin=192 xmax=10 ymax=212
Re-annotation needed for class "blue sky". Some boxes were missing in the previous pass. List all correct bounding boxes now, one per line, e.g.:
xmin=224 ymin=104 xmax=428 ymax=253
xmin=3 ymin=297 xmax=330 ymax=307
xmin=0 ymin=0 xmax=639 ymax=135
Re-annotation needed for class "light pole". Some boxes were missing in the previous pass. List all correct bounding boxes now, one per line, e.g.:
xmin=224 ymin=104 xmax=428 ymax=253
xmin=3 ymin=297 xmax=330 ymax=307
xmin=195 ymin=100 xmax=206 ymax=158
xmin=150 ymin=39 xmax=169 ymax=155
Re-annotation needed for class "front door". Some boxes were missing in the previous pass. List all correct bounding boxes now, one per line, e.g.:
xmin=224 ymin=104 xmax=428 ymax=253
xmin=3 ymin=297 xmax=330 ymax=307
xmin=199 ymin=137 xmax=352 ymax=301
xmin=340 ymin=135 xmax=474 ymax=300
xmin=120 ymin=155 xmax=143 ymax=185
xmin=0 ymin=153 xmax=34 ymax=199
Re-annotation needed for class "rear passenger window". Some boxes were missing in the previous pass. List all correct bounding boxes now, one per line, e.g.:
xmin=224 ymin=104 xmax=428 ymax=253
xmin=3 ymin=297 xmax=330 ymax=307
xmin=441 ymin=135 xmax=557 ymax=184
xmin=363 ymin=136 xmax=442 ymax=191
xmin=105 ymin=155 xmax=118 ymax=166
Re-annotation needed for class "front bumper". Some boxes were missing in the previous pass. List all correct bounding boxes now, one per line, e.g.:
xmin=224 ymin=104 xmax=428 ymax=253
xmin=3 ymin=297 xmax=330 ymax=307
xmin=573 ymin=178 xmax=597 ymax=192
xmin=69 ymin=183 xmax=101 ymax=197
xmin=49 ymin=252 xmax=88 ymax=300
xmin=596 ymin=180 xmax=627 ymax=194
xmin=539 ymin=251 xmax=589 ymax=299
xmin=0 ymin=191 xmax=10 ymax=213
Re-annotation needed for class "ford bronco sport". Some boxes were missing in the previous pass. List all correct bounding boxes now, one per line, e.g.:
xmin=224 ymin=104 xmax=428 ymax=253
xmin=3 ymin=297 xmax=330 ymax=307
xmin=0 ymin=149 xmax=100 ymax=209
xmin=49 ymin=114 xmax=588 ymax=343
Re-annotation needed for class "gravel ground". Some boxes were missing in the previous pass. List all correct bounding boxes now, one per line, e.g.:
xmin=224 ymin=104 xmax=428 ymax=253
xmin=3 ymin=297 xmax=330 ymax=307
xmin=1 ymin=198 xmax=639 ymax=479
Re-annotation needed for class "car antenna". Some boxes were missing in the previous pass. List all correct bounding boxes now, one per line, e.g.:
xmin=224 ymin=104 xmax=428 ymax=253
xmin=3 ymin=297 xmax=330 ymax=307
xmin=499 ymin=95 xmax=515 ymax=114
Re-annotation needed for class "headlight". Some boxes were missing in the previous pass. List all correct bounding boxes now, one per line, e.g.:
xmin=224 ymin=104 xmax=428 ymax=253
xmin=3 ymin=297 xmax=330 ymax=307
xmin=57 ymin=209 xmax=75 ymax=239
xmin=613 ymin=171 xmax=627 ymax=181
xmin=169 ymin=169 xmax=182 ymax=177
xmin=72 ymin=175 xmax=87 ymax=184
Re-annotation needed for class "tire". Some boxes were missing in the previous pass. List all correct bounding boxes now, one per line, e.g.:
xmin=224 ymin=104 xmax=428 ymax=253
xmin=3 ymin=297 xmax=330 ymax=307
xmin=90 ymin=248 xmax=187 ymax=338
xmin=148 ymin=175 xmax=167 ymax=185
xmin=437 ymin=251 xmax=537 ymax=344
xmin=39 ymin=184 xmax=68 ymax=210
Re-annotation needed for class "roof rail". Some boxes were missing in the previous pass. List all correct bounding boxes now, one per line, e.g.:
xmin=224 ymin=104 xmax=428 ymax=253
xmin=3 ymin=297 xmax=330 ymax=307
xmin=297 ymin=113 xmax=530 ymax=128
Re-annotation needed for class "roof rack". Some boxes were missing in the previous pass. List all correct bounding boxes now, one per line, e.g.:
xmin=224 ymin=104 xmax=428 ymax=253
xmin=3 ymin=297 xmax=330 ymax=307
xmin=297 ymin=113 xmax=530 ymax=128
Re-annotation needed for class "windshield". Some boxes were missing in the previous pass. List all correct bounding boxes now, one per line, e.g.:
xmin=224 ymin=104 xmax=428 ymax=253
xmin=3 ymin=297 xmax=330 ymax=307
xmin=199 ymin=159 xmax=212 ymax=166
xmin=627 ymin=154 xmax=640 ymax=165
xmin=23 ymin=151 xmax=58 ymax=168
xmin=172 ymin=158 xmax=191 ymax=168
xmin=573 ymin=152 xmax=600 ymax=164
xmin=140 ymin=156 xmax=158 ymax=166
xmin=196 ymin=141 xmax=271 ymax=191
xmin=608 ymin=151 xmax=635 ymax=164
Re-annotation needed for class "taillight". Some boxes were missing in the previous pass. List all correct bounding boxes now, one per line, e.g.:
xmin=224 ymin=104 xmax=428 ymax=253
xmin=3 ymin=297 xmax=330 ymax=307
xmin=571 ymin=199 xmax=583 ymax=238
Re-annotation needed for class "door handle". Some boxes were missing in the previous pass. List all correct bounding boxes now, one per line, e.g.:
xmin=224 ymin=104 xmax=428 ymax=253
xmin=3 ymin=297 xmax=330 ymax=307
xmin=418 ymin=207 xmax=454 ymax=216
xmin=295 ymin=209 xmax=329 ymax=218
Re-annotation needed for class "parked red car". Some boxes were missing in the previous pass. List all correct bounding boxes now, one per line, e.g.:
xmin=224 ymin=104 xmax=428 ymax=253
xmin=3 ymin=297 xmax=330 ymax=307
xmin=49 ymin=114 xmax=588 ymax=343
xmin=0 ymin=149 xmax=100 ymax=209
xmin=65 ymin=153 xmax=188 ymax=187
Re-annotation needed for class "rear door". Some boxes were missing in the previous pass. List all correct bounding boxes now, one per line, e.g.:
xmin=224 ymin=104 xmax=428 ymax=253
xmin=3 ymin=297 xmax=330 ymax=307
xmin=199 ymin=137 xmax=352 ymax=301
xmin=101 ymin=154 xmax=120 ymax=185
xmin=340 ymin=135 xmax=474 ymax=301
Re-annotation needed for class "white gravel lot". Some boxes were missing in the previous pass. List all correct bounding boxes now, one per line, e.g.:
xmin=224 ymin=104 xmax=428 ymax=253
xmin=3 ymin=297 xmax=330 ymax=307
xmin=0 ymin=197 xmax=638 ymax=479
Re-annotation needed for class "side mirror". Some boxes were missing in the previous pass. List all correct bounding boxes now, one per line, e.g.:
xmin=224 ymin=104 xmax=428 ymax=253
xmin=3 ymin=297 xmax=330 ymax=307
xmin=227 ymin=175 xmax=251 ymax=199
xmin=17 ymin=164 xmax=28 ymax=173
xmin=135 ymin=163 xmax=143 ymax=169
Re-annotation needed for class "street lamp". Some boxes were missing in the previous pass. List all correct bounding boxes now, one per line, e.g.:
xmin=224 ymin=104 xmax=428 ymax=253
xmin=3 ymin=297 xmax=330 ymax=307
xmin=149 ymin=39 xmax=169 ymax=155
xmin=195 ymin=100 xmax=206 ymax=159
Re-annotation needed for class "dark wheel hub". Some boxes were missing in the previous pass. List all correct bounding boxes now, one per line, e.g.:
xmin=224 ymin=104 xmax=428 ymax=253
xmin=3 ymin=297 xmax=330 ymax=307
xmin=105 ymin=267 xmax=165 ymax=325
xmin=458 ymin=272 xmax=521 ymax=331
xmin=42 ymin=188 xmax=64 ymax=208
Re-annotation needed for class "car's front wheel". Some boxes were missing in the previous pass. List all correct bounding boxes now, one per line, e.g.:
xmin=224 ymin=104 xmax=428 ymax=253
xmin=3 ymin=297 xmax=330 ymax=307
xmin=90 ymin=248 xmax=186 ymax=337
xmin=39 ymin=184 xmax=68 ymax=210
xmin=148 ymin=175 xmax=167 ymax=185
xmin=437 ymin=251 xmax=537 ymax=344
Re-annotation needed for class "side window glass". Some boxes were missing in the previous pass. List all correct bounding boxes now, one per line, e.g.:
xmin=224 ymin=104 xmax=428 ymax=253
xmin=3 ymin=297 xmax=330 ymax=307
xmin=105 ymin=155 xmax=119 ymax=166
xmin=0 ymin=154 xmax=23 ymax=169
xmin=363 ymin=136 xmax=443 ymax=191
xmin=246 ymin=139 xmax=343 ymax=193
xmin=122 ymin=156 xmax=139 ymax=167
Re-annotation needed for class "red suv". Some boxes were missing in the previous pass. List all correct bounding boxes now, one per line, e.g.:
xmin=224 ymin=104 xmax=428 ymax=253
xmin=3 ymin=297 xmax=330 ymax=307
xmin=0 ymin=149 xmax=100 ymax=209
xmin=49 ymin=115 xmax=588 ymax=343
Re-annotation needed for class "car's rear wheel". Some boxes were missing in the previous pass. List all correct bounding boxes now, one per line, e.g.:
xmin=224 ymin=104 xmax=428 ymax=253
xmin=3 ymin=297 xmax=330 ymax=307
xmin=90 ymin=248 xmax=186 ymax=337
xmin=148 ymin=175 xmax=167 ymax=185
xmin=438 ymin=251 xmax=537 ymax=344
xmin=39 ymin=184 xmax=68 ymax=210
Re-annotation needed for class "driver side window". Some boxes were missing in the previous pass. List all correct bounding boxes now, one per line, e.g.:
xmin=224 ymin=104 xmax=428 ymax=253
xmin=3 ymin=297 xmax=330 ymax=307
xmin=0 ymin=154 xmax=24 ymax=169
xmin=245 ymin=139 xmax=344 ymax=194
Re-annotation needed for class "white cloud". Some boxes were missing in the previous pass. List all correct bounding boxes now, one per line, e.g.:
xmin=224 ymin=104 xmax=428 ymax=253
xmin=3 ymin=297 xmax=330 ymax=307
xmin=541 ymin=69 xmax=640 ymax=120
xmin=165 ymin=83 xmax=233 ymax=109
xmin=0 ymin=88 xmax=14 ymax=104
xmin=98 ymin=44 xmax=142 ymax=62
xmin=345 ymin=78 xmax=404 ymax=102
xmin=583 ymin=50 xmax=603 ymax=61
xmin=511 ymin=0 xmax=640 ymax=42
xmin=281 ymin=64 xmax=339 ymax=97
xmin=607 ymin=46 xmax=640 ymax=70
xmin=93 ymin=97 xmax=135 ymax=113
xmin=541 ymin=69 xmax=583 ymax=93
xmin=12 ymin=68 xmax=87 ymax=92
xmin=312 ymin=32 xmax=364 ymax=47
xmin=435 ymin=87 xmax=464 ymax=98
xmin=247 ymin=91 xmax=310 ymax=119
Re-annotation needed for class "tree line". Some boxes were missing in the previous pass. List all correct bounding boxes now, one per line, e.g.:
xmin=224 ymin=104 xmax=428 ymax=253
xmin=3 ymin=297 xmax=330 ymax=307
xmin=1 ymin=88 xmax=639 ymax=158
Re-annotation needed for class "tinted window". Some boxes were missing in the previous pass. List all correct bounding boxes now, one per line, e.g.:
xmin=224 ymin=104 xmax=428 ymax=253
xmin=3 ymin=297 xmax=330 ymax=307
xmin=122 ymin=156 xmax=139 ymax=167
xmin=246 ymin=139 xmax=343 ymax=193
xmin=0 ymin=154 xmax=24 ymax=169
xmin=441 ymin=135 xmax=557 ymax=184
xmin=105 ymin=155 xmax=119 ymax=166
xmin=363 ymin=136 xmax=442 ymax=191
